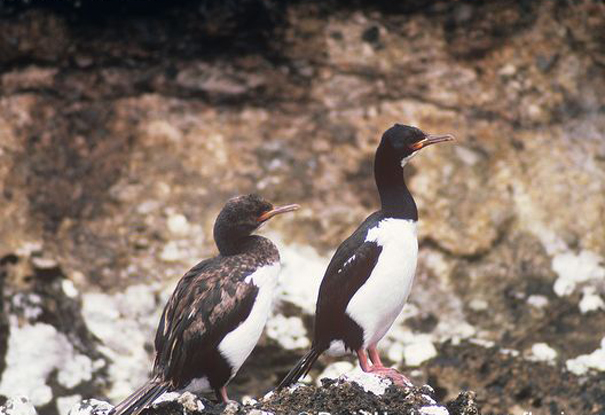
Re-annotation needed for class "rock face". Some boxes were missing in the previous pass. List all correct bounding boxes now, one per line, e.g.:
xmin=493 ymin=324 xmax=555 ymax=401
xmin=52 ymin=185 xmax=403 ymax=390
xmin=1 ymin=1 xmax=604 ymax=415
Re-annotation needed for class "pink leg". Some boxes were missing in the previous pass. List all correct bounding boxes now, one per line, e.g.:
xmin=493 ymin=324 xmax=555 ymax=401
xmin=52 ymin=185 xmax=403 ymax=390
xmin=368 ymin=346 xmax=384 ymax=368
xmin=363 ymin=346 xmax=413 ymax=388
xmin=216 ymin=386 xmax=230 ymax=403
xmin=358 ymin=348 xmax=393 ymax=376
xmin=356 ymin=349 xmax=372 ymax=372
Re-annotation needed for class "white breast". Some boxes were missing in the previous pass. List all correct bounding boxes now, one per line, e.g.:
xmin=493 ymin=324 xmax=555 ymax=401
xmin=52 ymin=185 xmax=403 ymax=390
xmin=217 ymin=262 xmax=280 ymax=379
xmin=345 ymin=219 xmax=418 ymax=348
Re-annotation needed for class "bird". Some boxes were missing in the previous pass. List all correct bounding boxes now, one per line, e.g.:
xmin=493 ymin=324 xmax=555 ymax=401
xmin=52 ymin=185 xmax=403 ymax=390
xmin=277 ymin=124 xmax=454 ymax=389
xmin=111 ymin=194 xmax=299 ymax=415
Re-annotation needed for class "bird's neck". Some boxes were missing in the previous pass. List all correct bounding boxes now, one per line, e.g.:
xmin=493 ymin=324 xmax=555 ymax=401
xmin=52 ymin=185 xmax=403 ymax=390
xmin=374 ymin=145 xmax=418 ymax=220
xmin=215 ymin=236 xmax=245 ymax=256
xmin=214 ymin=227 xmax=254 ymax=256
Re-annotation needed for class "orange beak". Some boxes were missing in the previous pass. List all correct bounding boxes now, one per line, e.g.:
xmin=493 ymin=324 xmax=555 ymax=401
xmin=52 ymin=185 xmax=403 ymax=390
xmin=257 ymin=204 xmax=300 ymax=223
xmin=409 ymin=133 xmax=456 ymax=151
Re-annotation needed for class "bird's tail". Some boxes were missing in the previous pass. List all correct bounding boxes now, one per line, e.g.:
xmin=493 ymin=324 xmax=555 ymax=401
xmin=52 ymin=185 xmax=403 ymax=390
xmin=109 ymin=379 xmax=169 ymax=415
xmin=277 ymin=347 xmax=322 ymax=390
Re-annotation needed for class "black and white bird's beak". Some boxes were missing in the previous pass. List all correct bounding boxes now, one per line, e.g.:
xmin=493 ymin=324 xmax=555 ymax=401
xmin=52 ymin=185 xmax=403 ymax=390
xmin=409 ymin=133 xmax=455 ymax=151
xmin=257 ymin=204 xmax=300 ymax=223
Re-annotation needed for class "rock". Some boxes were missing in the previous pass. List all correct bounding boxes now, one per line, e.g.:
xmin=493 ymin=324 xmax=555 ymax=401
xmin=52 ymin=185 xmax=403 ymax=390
xmin=1 ymin=1 xmax=604 ymax=414
xmin=446 ymin=392 xmax=480 ymax=415
xmin=0 ymin=396 xmax=37 ymax=415
xmin=1 ymin=67 xmax=57 ymax=94
xmin=565 ymin=337 xmax=605 ymax=376
xmin=0 ymin=11 xmax=69 ymax=63
xmin=66 ymin=399 xmax=113 ymax=415
xmin=0 ymin=374 xmax=479 ymax=415
xmin=56 ymin=374 xmax=478 ymax=415
xmin=0 ymin=323 xmax=93 ymax=407
xmin=257 ymin=374 xmax=476 ymax=415
xmin=426 ymin=341 xmax=605 ymax=414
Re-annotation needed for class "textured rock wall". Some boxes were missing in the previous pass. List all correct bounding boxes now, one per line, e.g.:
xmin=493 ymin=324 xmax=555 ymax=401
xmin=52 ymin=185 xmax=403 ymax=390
xmin=1 ymin=1 xmax=604 ymax=414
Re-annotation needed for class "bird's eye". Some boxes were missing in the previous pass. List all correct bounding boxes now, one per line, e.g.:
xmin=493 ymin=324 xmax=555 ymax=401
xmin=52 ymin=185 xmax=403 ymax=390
xmin=388 ymin=137 xmax=403 ymax=150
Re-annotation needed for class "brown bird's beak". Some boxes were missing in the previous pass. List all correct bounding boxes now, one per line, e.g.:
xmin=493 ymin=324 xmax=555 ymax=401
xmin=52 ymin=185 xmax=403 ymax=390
xmin=410 ymin=133 xmax=456 ymax=151
xmin=257 ymin=204 xmax=300 ymax=223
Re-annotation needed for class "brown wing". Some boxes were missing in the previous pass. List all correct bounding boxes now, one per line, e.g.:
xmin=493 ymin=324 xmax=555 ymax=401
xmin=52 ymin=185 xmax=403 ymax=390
xmin=153 ymin=256 xmax=259 ymax=388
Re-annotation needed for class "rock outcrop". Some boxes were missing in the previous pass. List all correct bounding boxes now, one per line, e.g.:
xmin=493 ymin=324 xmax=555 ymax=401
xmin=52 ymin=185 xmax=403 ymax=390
xmin=2 ymin=374 xmax=482 ymax=415
xmin=1 ymin=1 xmax=604 ymax=414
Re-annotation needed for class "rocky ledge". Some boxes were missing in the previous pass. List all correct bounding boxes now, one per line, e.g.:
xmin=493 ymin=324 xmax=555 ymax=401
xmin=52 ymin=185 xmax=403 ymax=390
xmin=1 ymin=373 xmax=480 ymax=415
xmin=253 ymin=375 xmax=479 ymax=415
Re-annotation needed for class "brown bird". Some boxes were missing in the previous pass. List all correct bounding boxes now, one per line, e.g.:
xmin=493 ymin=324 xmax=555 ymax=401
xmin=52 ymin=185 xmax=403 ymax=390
xmin=111 ymin=194 xmax=299 ymax=415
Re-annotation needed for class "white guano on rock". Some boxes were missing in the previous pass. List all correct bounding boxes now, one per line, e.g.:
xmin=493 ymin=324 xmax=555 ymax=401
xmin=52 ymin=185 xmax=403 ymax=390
xmin=0 ymin=323 xmax=94 ymax=407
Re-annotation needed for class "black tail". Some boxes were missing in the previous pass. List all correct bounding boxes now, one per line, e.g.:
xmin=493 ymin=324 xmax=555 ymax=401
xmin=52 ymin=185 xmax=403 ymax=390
xmin=109 ymin=380 xmax=169 ymax=415
xmin=277 ymin=347 xmax=322 ymax=390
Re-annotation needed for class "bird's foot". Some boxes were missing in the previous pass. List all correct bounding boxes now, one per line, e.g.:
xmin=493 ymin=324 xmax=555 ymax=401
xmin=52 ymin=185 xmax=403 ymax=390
xmin=367 ymin=367 xmax=413 ymax=387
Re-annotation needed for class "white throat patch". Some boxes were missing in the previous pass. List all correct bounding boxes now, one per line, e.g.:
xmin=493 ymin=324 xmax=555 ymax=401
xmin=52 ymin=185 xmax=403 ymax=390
xmin=400 ymin=152 xmax=417 ymax=167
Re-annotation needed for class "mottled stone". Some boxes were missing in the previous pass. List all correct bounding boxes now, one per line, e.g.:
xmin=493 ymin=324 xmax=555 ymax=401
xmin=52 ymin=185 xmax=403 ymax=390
xmin=0 ymin=1 xmax=604 ymax=415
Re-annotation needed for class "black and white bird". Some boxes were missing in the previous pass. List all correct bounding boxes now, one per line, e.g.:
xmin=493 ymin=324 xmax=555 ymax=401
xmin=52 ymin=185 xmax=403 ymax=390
xmin=277 ymin=124 xmax=454 ymax=389
xmin=111 ymin=194 xmax=299 ymax=415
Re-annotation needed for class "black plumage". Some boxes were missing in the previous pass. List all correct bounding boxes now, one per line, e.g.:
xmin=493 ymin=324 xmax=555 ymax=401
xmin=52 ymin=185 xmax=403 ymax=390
xmin=111 ymin=194 xmax=298 ymax=415
xmin=278 ymin=124 xmax=454 ymax=389
xmin=315 ymin=214 xmax=384 ymax=352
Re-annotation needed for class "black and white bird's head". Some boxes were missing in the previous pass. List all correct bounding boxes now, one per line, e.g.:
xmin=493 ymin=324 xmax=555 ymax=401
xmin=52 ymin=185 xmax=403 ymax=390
xmin=380 ymin=124 xmax=455 ymax=166
xmin=213 ymin=194 xmax=299 ymax=254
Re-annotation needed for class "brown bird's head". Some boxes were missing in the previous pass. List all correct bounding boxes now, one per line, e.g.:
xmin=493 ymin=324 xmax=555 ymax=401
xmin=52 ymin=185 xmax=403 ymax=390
xmin=213 ymin=194 xmax=299 ymax=255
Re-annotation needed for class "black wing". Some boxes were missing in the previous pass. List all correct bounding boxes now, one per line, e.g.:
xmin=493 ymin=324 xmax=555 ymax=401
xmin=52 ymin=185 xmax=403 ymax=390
xmin=314 ymin=212 xmax=383 ymax=349
xmin=153 ymin=256 xmax=259 ymax=388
